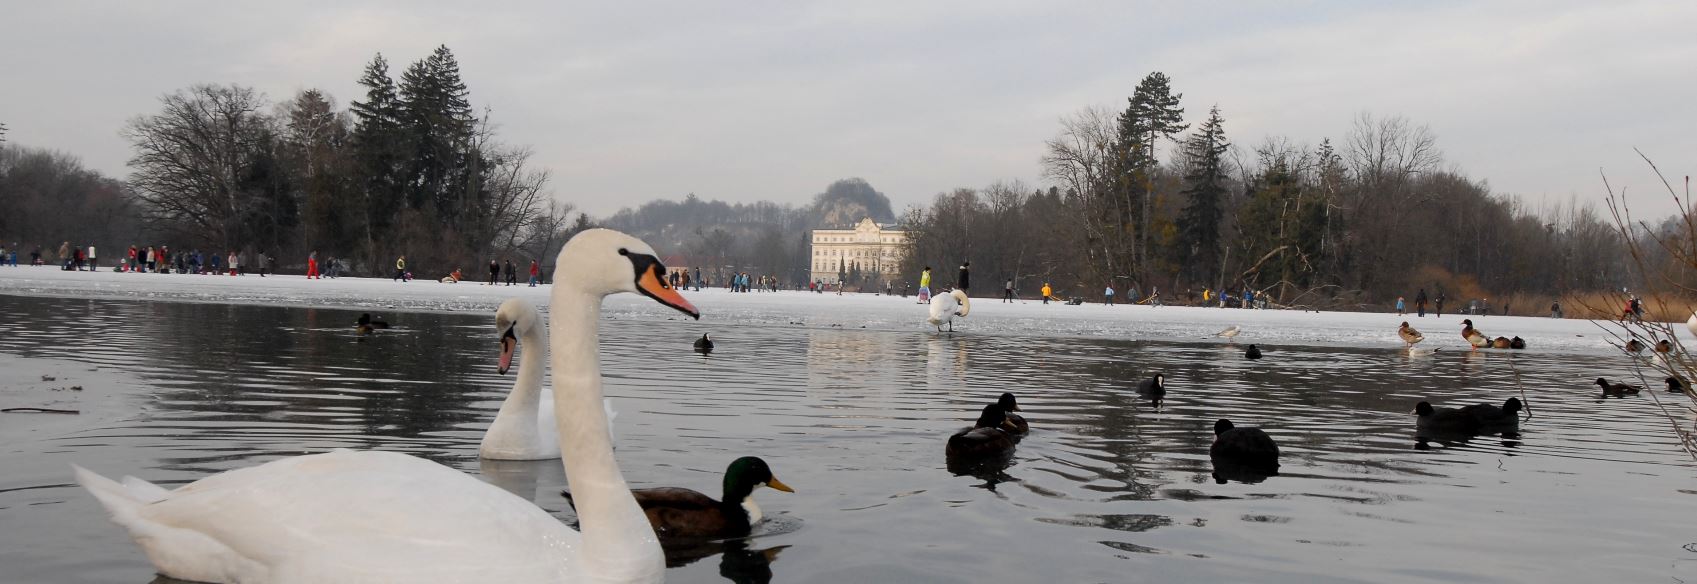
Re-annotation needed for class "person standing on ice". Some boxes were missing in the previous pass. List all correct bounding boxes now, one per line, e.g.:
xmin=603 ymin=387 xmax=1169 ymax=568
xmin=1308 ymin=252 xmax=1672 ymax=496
xmin=1395 ymin=296 xmax=1406 ymax=316
xmin=394 ymin=255 xmax=407 ymax=282
xmin=1414 ymin=288 xmax=1428 ymax=317
xmin=227 ymin=251 xmax=239 ymax=276
xmin=1042 ymin=282 xmax=1052 ymax=304
xmin=306 ymin=251 xmax=320 ymax=279
xmin=504 ymin=259 xmax=516 ymax=286
xmin=957 ymin=261 xmax=971 ymax=292
xmin=1243 ymin=288 xmax=1254 ymax=309
xmin=918 ymin=266 xmax=932 ymax=303
xmin=1003 ymin=278 xmax=1014 ymax=303
xmin=528 ymin=259 xmax=540 ymax=287
xmin=86 ymin=244 xmax=96 ymax=271
xmin=486 ymin=259 xmax=499 ymax=286
xmin=1434 ymin=291 xmax=1446 ymax=317
xmin=1104 ymin=284 xmax=1116 ymax=306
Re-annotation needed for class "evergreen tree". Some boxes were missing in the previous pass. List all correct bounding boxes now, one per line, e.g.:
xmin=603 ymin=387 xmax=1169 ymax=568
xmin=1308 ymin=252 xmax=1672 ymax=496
xmin=1114 ymin=72 xmax=1187 ymax=278
xmin=398 ymin=45 xmax=477 ymax=219
xmin=1178 ymin=105 xmax=1229 ymax=286
xmin=350 ymin=53 xmax=405 ymax=263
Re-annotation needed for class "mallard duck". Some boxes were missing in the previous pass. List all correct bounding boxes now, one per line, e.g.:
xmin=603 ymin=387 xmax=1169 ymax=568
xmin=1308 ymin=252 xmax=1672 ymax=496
xmin=567 ymin=457 xmax=793 ymax=541
xmin=1459 ymin=397 xmax=1523 ymax=435
xmin=694 ymin=333 xmax=714 ymax=353
xmin=1509 ymin=336 xmax=1526 ymax=349
xmin=1414 ymin=401 xmax=1482 ymax=436
xmin=1655 ymin=339 xmax=1673 ymax=354
xmin=1137 ymin=373 xmax=1166 ymax=403
xmin=355 ymin=313 xmax=390 ymax=335
xmin=1460 ymin=319 xmax=1488 ymax=349
xmin=997 ymin=392 xmax=1028 ymax=434
xmin=74 ymin=228 xmax=701 ymax=583
xmin=1217 ymin=325 xmax=1241 ymax=338
xmin=1398 ymin=322 xmax=1424 ymax=348
xmin=1624 ymin=339 xmax=1645 ymax=353
xmin=946 ymin=403 xmax=1018 ymax=458
xmin=1210 ymin=419 xmax=1279 ymax=471
xmin=1595 ymin=377 xmax=1641 ymax=396
xmin=1491 ymin=336 xmax=1512 ymax=349
xmin=1245 ymin=345 xmax=1263 ymax=360
xmin=1667 ymin=377 xmax=1687 ymax=394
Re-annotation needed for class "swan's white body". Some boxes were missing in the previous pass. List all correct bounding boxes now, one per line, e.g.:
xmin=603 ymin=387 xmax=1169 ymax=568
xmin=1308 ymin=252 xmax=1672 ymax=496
xmin=928 ymin=289 xmax=972 ymax=332
xmin=479 ymin=299 xmax=622 ymax=460
xmin=1687 ymin=312 xmax=1697 ymax=338
xmin=74 ymin=229 xmax=690 ymax=584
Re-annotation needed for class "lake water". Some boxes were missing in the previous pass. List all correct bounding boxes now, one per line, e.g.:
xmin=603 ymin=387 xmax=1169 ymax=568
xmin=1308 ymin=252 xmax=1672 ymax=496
xmin=2 ymin=294 xmax=1695 ymax=583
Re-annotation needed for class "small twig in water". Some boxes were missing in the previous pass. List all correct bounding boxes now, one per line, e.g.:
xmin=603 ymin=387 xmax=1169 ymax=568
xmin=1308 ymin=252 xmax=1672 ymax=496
xmin=2 ymin=407 xmax=80 ymax=414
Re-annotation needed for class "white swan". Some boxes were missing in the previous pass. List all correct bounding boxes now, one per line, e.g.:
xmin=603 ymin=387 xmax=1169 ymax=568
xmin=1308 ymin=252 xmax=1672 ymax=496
xmin=73 ymin=229 xmax=698 ymax=584
xmin=482 ymin=299 xmax=620 ymax=460
xmin=1686 ymin=312 xmax=1697 ymax=338
xmin=927 ymin=289 xmax=972 ymax=332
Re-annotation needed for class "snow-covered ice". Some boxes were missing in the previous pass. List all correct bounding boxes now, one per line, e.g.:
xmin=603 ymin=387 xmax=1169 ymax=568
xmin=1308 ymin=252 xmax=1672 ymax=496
xmin=0 ymin=265 xmax=1677 ymax=356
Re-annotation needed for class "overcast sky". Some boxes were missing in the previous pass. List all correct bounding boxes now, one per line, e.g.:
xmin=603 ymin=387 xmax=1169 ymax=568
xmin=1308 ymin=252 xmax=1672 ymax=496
xmin=3 ymin=1 xmax=1693 ymax=219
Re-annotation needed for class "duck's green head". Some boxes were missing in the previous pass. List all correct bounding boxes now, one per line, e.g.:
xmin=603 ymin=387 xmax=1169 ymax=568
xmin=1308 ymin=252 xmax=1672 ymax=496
xmin=724 ymin=456 xmax=793 ymax=501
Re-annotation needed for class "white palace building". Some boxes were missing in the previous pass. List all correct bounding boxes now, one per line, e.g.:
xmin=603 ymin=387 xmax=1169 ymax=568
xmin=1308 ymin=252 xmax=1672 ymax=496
xmin=809 ymin=217 xmax=906 ymax=284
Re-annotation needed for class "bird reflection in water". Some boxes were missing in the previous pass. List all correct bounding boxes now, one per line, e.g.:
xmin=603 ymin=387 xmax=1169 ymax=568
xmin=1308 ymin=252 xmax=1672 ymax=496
xmin=660 ymin=539 xmax=790 ymax=583
xmin=947 ymin=452 xmax=1018 ymax=491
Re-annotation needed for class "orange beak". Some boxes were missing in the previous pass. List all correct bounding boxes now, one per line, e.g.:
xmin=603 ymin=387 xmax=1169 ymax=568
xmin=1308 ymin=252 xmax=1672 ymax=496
xmin=637 ymin=267 xmax=699 ymax=319
xmin=766 ymin=477 xmax=795 ymax=493
xmin=497 ymin=329 xmax=517 ymax=374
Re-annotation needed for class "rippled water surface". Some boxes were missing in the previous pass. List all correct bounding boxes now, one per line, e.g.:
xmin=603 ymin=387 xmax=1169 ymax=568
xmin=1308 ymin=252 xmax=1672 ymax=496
xmin=3 ymin=295 xmax=1696 ymax=583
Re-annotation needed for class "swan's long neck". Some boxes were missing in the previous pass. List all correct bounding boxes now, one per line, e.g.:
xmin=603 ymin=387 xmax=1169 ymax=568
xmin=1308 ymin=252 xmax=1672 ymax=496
xmin=484 ymin=321 xmax=548 ymax=452
xmin=550 ymin=290 xmax=663 ymax=581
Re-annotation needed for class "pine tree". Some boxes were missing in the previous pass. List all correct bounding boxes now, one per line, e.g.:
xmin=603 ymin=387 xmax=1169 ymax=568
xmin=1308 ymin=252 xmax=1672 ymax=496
xmin=1115 ymin=72 xmax=1187 ymax=278
xmin=1178 ymin=105 xmax=1229 ymax=286
xmin=350 ymin=53 xmax=405 ymax=263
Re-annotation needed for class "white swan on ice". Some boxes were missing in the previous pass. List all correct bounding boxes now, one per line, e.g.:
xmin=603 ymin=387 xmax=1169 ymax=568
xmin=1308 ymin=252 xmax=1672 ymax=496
xmin=928 ymin=289 xmax=972 ymax=332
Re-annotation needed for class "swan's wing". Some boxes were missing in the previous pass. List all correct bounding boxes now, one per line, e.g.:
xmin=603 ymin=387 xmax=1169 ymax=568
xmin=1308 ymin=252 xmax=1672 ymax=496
xmin=90 ymin=451 xmax=578 ymax=581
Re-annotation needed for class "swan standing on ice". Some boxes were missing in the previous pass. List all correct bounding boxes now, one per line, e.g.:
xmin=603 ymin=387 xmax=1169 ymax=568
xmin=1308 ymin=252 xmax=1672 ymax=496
xmin=73 ymin=229 xmax=697 ymax=584
xmin=928 ymin=289 xmax=972 ymax=332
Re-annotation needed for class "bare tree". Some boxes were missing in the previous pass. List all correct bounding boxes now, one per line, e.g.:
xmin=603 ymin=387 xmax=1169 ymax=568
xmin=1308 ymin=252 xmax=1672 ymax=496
xmin=124 ymin=84 xmax=273 ymax=248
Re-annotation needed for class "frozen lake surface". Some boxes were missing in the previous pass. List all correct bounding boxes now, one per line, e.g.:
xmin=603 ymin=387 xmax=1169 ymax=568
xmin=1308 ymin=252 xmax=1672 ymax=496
xmin=1 ymin=271 xmax=1695 ymax=583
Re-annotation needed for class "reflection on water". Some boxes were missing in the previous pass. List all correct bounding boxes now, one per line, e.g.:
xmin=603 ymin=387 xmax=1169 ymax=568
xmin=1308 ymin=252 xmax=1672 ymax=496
xmin=2 ymin=295 xmax=1697 ymax=583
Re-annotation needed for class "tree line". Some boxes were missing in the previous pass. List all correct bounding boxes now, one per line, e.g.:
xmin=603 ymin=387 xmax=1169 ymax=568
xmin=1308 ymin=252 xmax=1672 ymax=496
xmin=900 ymin=72 xmax=1634 ymax=308
xmin=113 ymin=45 xmax=579 ymax=276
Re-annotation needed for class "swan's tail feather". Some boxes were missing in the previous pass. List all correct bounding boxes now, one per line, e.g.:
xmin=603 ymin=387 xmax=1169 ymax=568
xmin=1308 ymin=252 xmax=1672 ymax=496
xmin=121 ymin=475 xmax=172 ymax=503
xmin=952 ymin=290 xmax=971 ymax=317
xmin=74 ymin=465 xmax=146 ymax=523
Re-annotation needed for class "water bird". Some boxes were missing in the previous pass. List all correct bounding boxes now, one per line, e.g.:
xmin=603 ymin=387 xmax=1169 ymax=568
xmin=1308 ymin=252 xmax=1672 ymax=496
xmin=1509 ymin=336 xmax=1526 ymax=349
xmin=1210 ymin=419 xmax=1280 ymax=472
xmin=1245 ymin=345 xmax=1263 ymax=360
xmin=1491 ymin=336 xmax=1512 ymax=349
xmin=1595 ymin=377 xmax=1641 ymax=396
xmin=73 ymin=228 xmax=698 ymax=583
xmin=1460 ymin=319 xmax=1488 ymax=350
xmin=997 ymin=392 xmax=1028 ymax=434
xmin=694 ymin=333 xmax=714 ymax=353
xmin=946 ymin=403 xmax=1018 ymax=458
xmin=565 ymin=457 xmax=792 ymax=541
xmin=1414 ymin=401 xmax=1482 ymax=436
xmin=482 ymin=299 xmax=620 ymax=460
xmin=355 ymin=313 xmax=389 ymax=335
xmin=1459 ymin=397 xmax=1523 ymax=435
xmin=1217 ymin=325 xmax=1241 ymax=338
xmin=1655 ymin=339 xmax=1673 ymax=354
xmin=927 ymin=289 xmax=972 ymax=332
xmin=1624 ymin=339 xmax=1645 ymax=354
xmin=1398 ymin=322 xmax=1424 ymax=349
xmin=1137 ymin=373 xmax=1167 ymax=403
xmin=1667 ymin=377 xmax=1687 ymax=393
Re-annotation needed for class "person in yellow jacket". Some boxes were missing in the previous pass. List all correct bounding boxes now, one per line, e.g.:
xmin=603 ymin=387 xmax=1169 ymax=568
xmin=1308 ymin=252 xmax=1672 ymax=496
xmin=394 ymin=255 xmax=408 ymax=282
xmin=1041 ymin=282 xmax=1053 ymax=304
xmin=918 ymin=266 xmax=932 ymax=303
